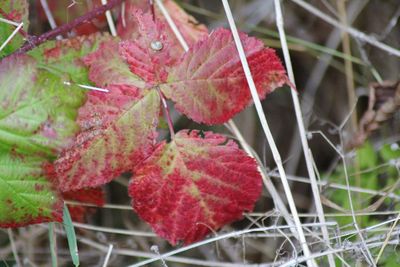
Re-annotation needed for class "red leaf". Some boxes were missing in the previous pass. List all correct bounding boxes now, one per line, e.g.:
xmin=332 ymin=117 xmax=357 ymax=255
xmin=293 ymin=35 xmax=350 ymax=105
xmin=160 ymin=28 xmax=288 ymax=125
xmin=55 ymin=87 xmax=160 ymax=192
xmin=117 ymin=0 xmax=207 ymax=58
xmin=83 ymin=40 xmax=146 ymax=89
xmin=160 ymin=0 xmax=208 ymax=48
xmin=118 ymin=8 xmax=173 ymax=84
xmin=129 ymin=130 xmax=262 ymax=245
xmin=63 ymin=187 xmax=105 ymax=222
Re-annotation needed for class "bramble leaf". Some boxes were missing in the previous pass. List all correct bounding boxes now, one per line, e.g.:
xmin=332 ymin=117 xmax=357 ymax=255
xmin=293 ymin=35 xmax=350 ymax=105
xmin=0 ymin=55 xmax=84 ymax=157
xmin=29 ymin=33 xmax=111 ymax=84
xmin=0 ymin=0 xmax=29 ymax=57
xmin=160 ymin=28 xmax=288 ymax=124
xmin=55 ymin=89 xmax=160 ymax=192
xmin=129 ymin=130 xmax=262 ymax=245
xmin=0 ymin=55 xmax=84 ymax=227
xmin=82 ymin=40 xmax=145 ymax=89
xmin=118 ymin=0 xmax=207 ymax=58
xmin=118 ymin=8 xmax=173 ymax=84
xmin=0 ymin=154 xmax=62 ymax=227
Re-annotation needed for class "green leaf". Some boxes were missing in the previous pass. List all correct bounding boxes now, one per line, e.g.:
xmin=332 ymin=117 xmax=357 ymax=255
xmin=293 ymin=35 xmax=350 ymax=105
xmin=0 ymin=54 xmax=84 ymax=227
xmin=0 ymin=0 xmax=29 ymax=57
xmin=63 ymin=204 xmax=79 ymax=267
xmin=356 ymin=142 xmax=377 ymax=169
xmin=29 ymin=33 xmax=112 ymax=84
xmin=0 ymin=55 xmax=84 ymax=157
xmin=380 ymin=143 xmax=400 ymax=162
xmin=0 ymin=153 xmax=62 ymax=227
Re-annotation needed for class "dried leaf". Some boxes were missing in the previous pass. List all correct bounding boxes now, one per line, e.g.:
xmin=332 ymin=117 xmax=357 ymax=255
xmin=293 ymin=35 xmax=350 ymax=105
xmin=349 ymin=81 xmax=400 ymax=149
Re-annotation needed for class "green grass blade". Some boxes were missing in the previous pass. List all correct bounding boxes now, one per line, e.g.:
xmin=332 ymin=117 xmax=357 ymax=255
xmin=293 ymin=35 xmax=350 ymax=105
xmin=63 ymin=204 xmax=79 ymax=267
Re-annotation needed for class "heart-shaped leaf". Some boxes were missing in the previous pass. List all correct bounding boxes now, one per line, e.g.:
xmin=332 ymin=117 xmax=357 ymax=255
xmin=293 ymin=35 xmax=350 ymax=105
xmin=129 ymin=130 xmax=262 ymax=245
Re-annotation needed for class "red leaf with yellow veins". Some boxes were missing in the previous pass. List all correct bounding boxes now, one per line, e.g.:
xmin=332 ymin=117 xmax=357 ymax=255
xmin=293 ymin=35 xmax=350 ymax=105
xmin=129 ymin=130 xmax=262 ymax=245
xmin=118 ymin=0 xmax=207 ymax=58
xmin=119 ymin=8 xmax=173 ymax=84
xmin=55 ymin=89 xmax=160 ymax=192
xmin=160 ymin=28 xmax=288 ymax=125
xmin=84 ymin=40 xmax=146 ymax=89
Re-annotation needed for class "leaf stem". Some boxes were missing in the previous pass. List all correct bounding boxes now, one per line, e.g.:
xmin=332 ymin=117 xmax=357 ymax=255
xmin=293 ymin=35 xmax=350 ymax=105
xmin=157 ymin=87 xmax=175 ymax=139
xmin=15 ymin=0 xmax=124 ymax=54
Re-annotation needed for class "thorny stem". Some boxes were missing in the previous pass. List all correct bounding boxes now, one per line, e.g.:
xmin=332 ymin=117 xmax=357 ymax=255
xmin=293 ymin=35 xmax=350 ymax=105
xmin=157 ymin=87 xmax=175 ymax=139
xmin=14 ymin=0 xmax=124 ymax=54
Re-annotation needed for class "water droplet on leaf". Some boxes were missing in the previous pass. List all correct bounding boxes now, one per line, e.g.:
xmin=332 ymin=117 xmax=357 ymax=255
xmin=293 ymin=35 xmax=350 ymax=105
xmin=150 ymin=40 xmax=163 ymax=51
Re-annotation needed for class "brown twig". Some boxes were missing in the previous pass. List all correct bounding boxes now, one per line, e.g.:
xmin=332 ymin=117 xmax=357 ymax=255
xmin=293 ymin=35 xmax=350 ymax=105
xmin=15 ymin=0 xmax=124 ymax=54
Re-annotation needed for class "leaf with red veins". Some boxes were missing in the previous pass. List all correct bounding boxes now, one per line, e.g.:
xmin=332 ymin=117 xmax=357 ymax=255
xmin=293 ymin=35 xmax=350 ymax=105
xmin=63 ymin=187 xmax=104 ymax=222
xmin=55 ymin=89 xmax=160 ymax=192
xmin=129 ymin=130 xmax=262 ymax=245
xmin=83 ymin=40 xmax=146 ymax=89
xmin=118 ymin=8 xmax=173 ymax=84
xmin=160 ymin=28 xmax=288 ymax=125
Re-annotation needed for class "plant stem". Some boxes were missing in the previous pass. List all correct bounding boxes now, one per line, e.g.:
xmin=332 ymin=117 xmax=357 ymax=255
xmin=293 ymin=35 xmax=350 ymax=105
xmin=221 ymin=1 xmax=315 ymax=266
xmin=274 ymin=1 xmax=334 ymax=266
xmin=48 ymin=223 xmax=58 ymax=267
xmin=15 ymin=0 xmax=124 ymax=54
xmin=157 ymin=87 xmax=175 ymax=139
xmin=7 ymin=229 xmax=21 ymax=267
